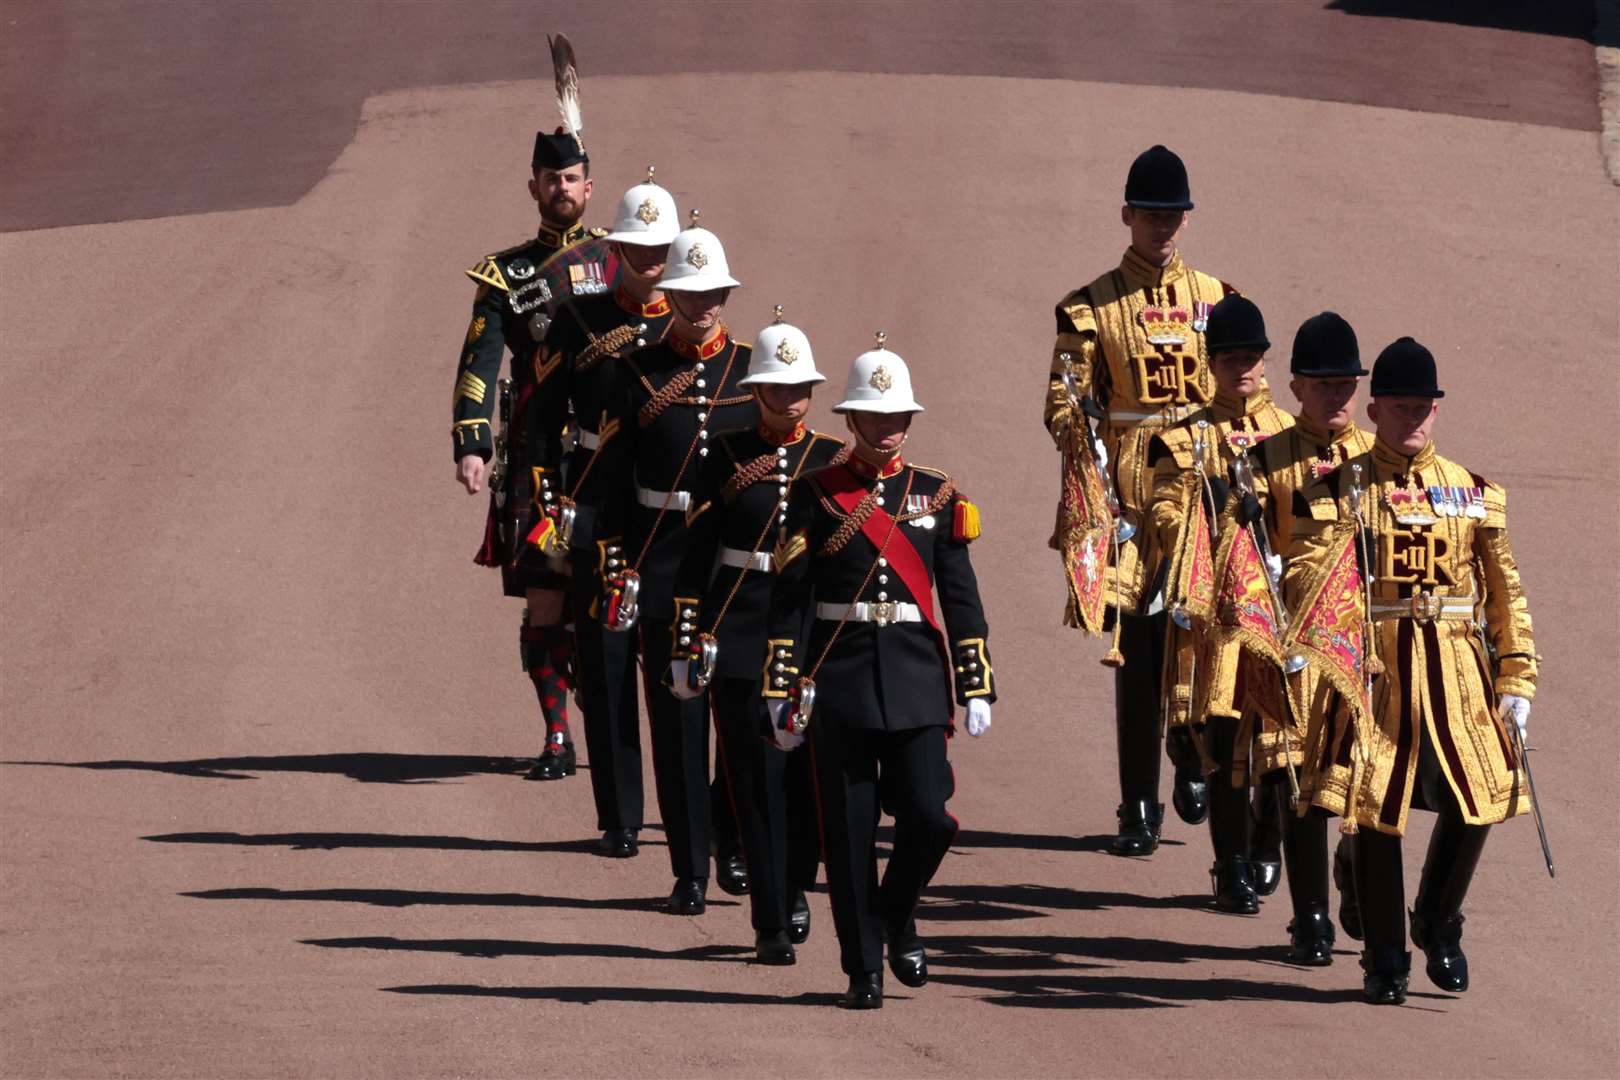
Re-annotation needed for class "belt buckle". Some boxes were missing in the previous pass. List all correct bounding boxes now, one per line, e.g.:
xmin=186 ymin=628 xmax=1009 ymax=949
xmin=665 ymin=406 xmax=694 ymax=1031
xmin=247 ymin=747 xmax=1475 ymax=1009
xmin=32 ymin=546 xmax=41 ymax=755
xmin=871 ymin=601 xmax=894 ymax=627
xmin=1409 ymin=592 xmax=1441 ymax=622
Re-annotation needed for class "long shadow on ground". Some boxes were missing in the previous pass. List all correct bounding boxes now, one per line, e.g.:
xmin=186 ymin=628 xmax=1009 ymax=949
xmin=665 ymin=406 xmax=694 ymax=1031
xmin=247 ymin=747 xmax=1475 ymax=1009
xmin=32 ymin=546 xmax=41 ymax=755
xmin=384 ymin=984 xmax=846 ymax=1007
xmin=144 ymin=831 xmax=658 ymax=854
xmin=304 ymin=936 xmax=749 ymax=963
xmin=918 ymin=883 xmax=1209 ymax=924
xmin=5 ymin=752 xmax=545 ymax=783
xmin=181 ymin=886 xmax=737 ymax=911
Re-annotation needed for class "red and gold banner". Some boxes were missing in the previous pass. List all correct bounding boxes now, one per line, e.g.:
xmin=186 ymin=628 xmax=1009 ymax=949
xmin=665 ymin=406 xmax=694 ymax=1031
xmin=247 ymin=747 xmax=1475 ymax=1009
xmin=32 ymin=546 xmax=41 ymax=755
xmin=1283 ymin=523 xmax=1369 ymax=721
xmin=1168 ymin=484 xmax=1215 ymax=625
xmin=1212 ymin=523 xmax=1283 ymax=667
xmin=1057 ymin=426 xmax=1113 ymax=635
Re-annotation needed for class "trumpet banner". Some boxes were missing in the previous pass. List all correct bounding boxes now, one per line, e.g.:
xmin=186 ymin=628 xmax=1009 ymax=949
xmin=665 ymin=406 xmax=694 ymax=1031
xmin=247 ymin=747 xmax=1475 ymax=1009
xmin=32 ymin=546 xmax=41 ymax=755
xmin=1058 ymin=425 xmax=1113 ymax=635
xmin=1211 ymin=523 xmax=1283 ymax=668
xmin=1282 ymin=523 xmax=1369 ymax=725
xmin=1167 ymin=483 xmax=1215 ymax=624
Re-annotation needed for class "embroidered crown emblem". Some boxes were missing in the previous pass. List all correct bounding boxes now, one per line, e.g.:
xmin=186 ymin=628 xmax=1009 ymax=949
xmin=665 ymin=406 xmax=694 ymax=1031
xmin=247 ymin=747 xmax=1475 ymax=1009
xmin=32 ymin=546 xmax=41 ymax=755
xmin=635 ymin=198 xmax=659 ymax=225
xmin=775 ymin=339 xmax=799 ymax=364
xmin=869 ymin=364 xmax=894 ymax=393
xmin=1137 ymin=304 xmax=1191 ymax=346
xmin=685 ymin=242 xmax=709 ymax=269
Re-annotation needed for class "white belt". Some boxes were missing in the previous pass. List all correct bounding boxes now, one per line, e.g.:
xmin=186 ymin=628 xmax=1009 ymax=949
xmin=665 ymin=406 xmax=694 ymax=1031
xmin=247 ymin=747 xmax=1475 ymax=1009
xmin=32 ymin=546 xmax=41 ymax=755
xmin=816 ymin=600 xmax=923 ymax=626
xmin=719 ymin=547 xmax=772 ymax=572
xmin=576 ymin=428 xmax=601 ymax=451
xmin=1369 ymin=593 xmax=1476 ymax=623
xmin=637 ymin=485 xmax=691 ymax=511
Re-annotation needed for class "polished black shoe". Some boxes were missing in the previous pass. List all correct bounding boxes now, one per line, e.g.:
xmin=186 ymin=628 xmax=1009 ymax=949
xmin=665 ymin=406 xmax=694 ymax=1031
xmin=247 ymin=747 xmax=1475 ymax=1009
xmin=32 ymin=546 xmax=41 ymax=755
xmin=755 ymin=930 xmax=797 ymax=966
xmin=1411 ymin=910 xmax=1469 ymax=992
xmin=1333 ymin=834 xmax=1363 ymax=941
xmin=667 ymin=877 xmax=707 ymax=916
xmin=1210 ymin=856 xmax=1260 ymax=915
xmin=1172 ymin=777 xmax=1209 ymax=825
xmin=1252 ymin=858 xmax=1283 ymax=897
xmin=788 ymin=890 xmax=812 ymax=944
xmin=1360 ymin=947 xmax=1411 ymax=1005
xmin=1286 ymin=908 xmax=1336 ymax=966
xmin=714 ymin=851 xmax=751 ymax=897
xmin=595 ymin=828 xmax=639 ymax=859
xmin=843 ymin=972 xmax=883 ymax=1010
xmin=885 ymin=918 xmax=928 ymax=988
xmin=1109 ymin=799 xmax=1163 ymax=857
xmin=524 ymin=737 xmax=576 ymax=781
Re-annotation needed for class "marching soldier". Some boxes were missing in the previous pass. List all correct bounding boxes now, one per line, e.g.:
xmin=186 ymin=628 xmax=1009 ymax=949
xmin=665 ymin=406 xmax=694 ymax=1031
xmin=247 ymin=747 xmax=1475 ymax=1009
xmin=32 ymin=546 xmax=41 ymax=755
xmin=450 ymin=38 xmax=608 ymax=779
xmin=672 ymin=310 xmax=844 ymax=964
xmin=1044 ymin=145 xmax=1239 ymax=855
xmin=1145 ymin=296 xmax=1292 ymax=914
xmin=1287 ymin=338 xmax=1537 ymax=1004
xmin=766 ymin=338 xmax=994 ymax=1009
xmin=601 ymin=217 xmax=757 ymax=914
xmin=526 ymin=170 xmax=679 ymax=854
xmin=1249 ymin=311 xmax=1375 ymax=962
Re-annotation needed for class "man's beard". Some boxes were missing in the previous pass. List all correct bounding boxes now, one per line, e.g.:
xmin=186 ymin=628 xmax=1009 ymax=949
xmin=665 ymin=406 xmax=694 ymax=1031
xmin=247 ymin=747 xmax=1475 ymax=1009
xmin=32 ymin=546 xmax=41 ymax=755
xmin=543 ymin=196 xmax=583 ymax=226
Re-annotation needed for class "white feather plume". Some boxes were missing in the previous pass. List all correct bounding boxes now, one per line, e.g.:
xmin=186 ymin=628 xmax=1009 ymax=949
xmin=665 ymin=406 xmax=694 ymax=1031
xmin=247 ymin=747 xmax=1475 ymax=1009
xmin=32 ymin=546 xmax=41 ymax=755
xmin=548 ymin=33 xmax=584 ymax=154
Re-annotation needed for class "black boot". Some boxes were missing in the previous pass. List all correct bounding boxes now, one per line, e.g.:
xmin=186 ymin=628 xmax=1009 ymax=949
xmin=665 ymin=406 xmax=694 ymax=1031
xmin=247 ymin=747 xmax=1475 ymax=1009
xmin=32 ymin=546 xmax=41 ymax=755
xmin=788 ymin=890 xmax=812 ymax=944
xmin=1360 ymin=946 xmax=1410 ymax=1005
xmin=1110 ymin=799 xmax=1162 ymax=857
xmin=1210 ymin=855 xmax=1260 ymax=915
xmin=525 ymin=732 xmax=577 ymax=780
xmin=1333 ymin=834 xmax=1363 ymax=940
xmin=714 ymin=850 xmax=751 ymax=897
xmin=595 ymin=827 xmax=639 ymax=858
xmin=1287 ymin=907 xmax=1336 ymax=966
xmin=1250 ymin=782 xmax=1283 ymax=896
xmin=885 ymin=917 xmax=928 ymax=988
xmin=754 ymin=929 xmax=796 ymax=966
xmin=667 ymin=877 xmax=707 ymax=916
xmin=1166 ymin=728 xmax=1209 ymax=824
xmin=843 ymin=972 xmax=883 ymax=1010
xmin=1410 ymin=810 xmax=1488 ymax=993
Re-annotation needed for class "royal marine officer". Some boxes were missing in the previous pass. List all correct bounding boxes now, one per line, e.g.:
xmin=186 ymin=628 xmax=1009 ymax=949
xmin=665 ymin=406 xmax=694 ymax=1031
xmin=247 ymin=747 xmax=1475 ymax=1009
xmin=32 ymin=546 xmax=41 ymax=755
xmin=450 ymin=73 xmax=609 ymax=778
xmin=601 ymin=217 xmax=758 ymax=914
xmin=672 ymin=310 xmax=845 ymax=965
xmin=1250 ymin=311 xmax=1375 ymax=962
xmin=1288 ymin=338 xmax=1537 ymax=1004
xmin=1044 ymin=146 xmax=1239 ymax=856
xmin=766 ymin=337 xmax=994 ymax=1010
xmin=526 ymin=170 xmax=679 ymax=852
xmin=1146 ymin=296 xmax=1293 ymax=914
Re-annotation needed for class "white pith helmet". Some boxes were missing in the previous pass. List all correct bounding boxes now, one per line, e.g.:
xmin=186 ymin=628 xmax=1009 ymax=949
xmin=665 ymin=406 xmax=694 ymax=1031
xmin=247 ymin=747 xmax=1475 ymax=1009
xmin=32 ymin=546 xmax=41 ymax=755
xmin=603 ymin=165 xmax=679 ymax=246
xmin=740 ymin=306 xmax=826 ymax=387
xmin=658 ymin=210 xmax=741 ymax=292
xmin=833 ymin=332 xmax=924 ymax=413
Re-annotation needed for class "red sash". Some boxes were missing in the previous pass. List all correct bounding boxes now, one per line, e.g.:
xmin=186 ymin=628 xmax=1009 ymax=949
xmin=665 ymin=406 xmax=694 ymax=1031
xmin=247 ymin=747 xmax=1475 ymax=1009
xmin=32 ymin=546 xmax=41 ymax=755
xmin=818 ymin=465 xmax=939 ymax=632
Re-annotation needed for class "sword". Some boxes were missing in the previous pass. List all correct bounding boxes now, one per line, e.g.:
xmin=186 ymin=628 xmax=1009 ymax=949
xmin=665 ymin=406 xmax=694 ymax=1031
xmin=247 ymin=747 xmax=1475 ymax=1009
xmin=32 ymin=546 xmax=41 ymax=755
xmin=1507 ymin=716 xmax=1555 ymax=879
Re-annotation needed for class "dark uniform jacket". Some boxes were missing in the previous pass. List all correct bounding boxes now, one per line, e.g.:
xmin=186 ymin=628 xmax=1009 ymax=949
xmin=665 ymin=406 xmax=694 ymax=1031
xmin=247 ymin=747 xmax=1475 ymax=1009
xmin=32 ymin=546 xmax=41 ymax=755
xmin=529 ymin=287 xmax=674 ymax=562
xmin=765 ymin=456 xmax=994 ymax=732
xmin=604 ymin=328 xmax=759 ymax=619
xmin=676 ymin=426 xmax=847 ymax=680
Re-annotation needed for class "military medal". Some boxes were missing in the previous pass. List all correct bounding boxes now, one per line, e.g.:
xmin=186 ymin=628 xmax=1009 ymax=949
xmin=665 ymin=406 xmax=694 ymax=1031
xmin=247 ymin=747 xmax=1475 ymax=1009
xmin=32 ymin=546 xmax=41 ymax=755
xmin=1191 ymin=301 xmax=1211 ymax=333
xmin=1387 ymin=486 xmax=1436 ymax=526
xmin=570 ymin=261 xmax=609 ymax=296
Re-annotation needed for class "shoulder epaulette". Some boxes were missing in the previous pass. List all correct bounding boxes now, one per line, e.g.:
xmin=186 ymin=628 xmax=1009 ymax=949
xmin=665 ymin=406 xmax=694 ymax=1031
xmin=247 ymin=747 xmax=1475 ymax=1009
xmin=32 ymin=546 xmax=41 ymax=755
xmin=588 ymin=226 xmax=609 ymax=239
xmin=1056 ymin=288 xmax=1097 ymax=335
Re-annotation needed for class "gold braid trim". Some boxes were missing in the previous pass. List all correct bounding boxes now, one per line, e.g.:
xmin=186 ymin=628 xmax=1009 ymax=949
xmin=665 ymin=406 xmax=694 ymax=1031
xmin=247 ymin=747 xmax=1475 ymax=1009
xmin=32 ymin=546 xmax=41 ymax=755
xmin=577 ymin=324 xmax=640 ymax=371
xmin=822 ymin=486 xmax=880 ymax=555
xmin=638 ymin=368 xmax=699 ymax=427
xmin=722 ymin=451 xmax=782 ymax=503
xmin=827 ymin=445 xmax=853 ymax=468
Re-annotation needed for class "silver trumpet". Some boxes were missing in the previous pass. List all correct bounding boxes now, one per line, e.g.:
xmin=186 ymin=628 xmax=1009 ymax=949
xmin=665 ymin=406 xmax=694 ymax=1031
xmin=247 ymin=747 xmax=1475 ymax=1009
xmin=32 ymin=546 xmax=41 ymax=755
xmin=1060 ymin=354 xmax=1135 ymax=542
xmin=1231 ymin=451 xmax=1307 ymax=674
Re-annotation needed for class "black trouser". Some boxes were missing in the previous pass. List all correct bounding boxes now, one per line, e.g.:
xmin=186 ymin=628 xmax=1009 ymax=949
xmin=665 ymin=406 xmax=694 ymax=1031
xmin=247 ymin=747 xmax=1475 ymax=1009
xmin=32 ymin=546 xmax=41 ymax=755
xmin=1204 ymin=715 xmax=1249 ymax=861
xmin=713 ymin=677 xmax=821 ymax=932
xmin=1353 ymin=723 xmax=1491 ymax=953
xmin=1281 ymin=798 xmax=1331 ymax=921
xmin=639 ymin=618 xmax=711 ymax=880
xmin=811 ymin=723 xmax=957 ymax=976
xmin=711 ymin=773 xmax=741 ymax=860
xmin=573 ymin=566 xmax=643 ymax=832
xmin=1115 ymin=610 xmax=1168 ymax=802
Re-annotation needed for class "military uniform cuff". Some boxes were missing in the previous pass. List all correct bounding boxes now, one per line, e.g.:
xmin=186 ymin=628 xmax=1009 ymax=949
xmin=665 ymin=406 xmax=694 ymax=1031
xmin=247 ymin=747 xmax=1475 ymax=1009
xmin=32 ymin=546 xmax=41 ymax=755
xmin=452 ymin=419 xmax=493 ymax=461
xmin=672 ymin=598 xmax=702 ymax=660
xmin=763 ymin=639 xmax=799 ymax=698
xmin=1495 ymin=672 xmax=1535 ymax=701
xmin=954 ymin=637 xmax=995 ymax=703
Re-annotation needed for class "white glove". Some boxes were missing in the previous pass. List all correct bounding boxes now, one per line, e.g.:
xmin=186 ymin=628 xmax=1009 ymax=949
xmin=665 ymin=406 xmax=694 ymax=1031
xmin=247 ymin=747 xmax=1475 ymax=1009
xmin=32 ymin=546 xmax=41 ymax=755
xmin=1265 ymin=553 xmax=1284 ymax=581
xmin=668 ymin=661 xmax=702 ymax=701
xmin=965 ymin=698 xmax=992 ymax=738
xmin=1498 ymin=695 xmax=1530 ymax=741
xmin=1092 ymin=434 xmax=1109 ymax=471
xmin=766 ymin=700 xmax=805 ymax=750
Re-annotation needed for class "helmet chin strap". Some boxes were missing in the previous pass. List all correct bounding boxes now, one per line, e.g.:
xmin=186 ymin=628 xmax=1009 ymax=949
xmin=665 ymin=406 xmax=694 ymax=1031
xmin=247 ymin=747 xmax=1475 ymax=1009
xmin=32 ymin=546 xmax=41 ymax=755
xmin=845 ymin=413 xmax=907 ymax=461
xmin=755 ymin=389 xmax=801 ymax=432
